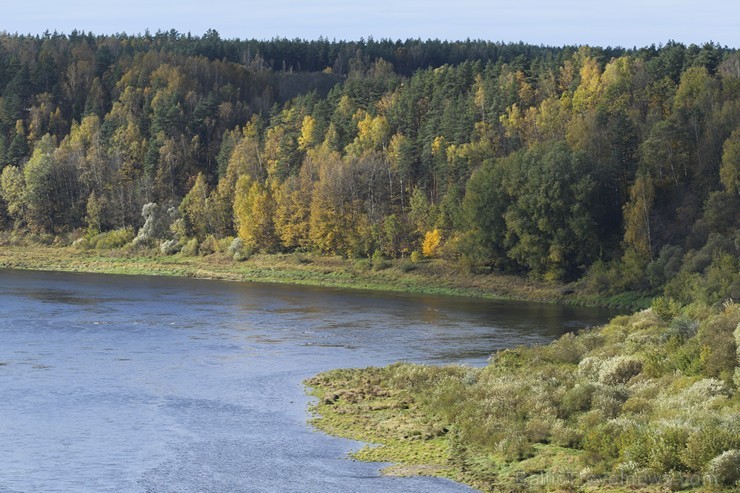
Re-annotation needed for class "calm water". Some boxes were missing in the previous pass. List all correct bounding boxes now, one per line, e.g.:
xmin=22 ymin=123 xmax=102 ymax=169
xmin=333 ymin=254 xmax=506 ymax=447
xmin=0 ymin=269 xmax=618 ymax=492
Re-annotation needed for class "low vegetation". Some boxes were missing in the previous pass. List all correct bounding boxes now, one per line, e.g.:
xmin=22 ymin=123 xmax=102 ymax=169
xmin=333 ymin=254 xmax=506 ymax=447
xmin=307 ymin=299 xmax=740 ymax=492
xmin=0 ymin=242 xmax=587 ymax=305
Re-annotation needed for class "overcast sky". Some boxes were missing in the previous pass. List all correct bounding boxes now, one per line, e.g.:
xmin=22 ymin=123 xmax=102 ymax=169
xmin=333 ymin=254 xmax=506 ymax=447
xmin=2 ymin=1 xmax=738 ymax=48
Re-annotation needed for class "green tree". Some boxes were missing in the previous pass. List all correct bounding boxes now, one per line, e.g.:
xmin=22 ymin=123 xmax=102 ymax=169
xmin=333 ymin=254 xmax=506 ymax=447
xmin=7 ymin=120 xmax=30 ymax=166
xmin=501 ymin=143 xmax=603 ymax=280
xmin=0 ymin=165 xmax=26 ymax=229
xmin=720 ymin=129 xmax=739 ymax=196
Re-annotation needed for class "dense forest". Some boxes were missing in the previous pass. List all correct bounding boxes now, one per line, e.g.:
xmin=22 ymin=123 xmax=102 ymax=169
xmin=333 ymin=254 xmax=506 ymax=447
xmin=0 ymin=31 xmax=737 ymax=303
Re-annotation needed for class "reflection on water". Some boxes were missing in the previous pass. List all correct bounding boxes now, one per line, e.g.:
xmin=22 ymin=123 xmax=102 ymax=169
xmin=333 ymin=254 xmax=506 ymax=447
xmin=0 ymin=269 xmax=619 ymax=492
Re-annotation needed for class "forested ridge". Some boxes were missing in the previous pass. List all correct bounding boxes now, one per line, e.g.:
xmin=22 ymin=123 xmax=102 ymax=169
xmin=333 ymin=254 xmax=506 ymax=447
xmin=0 ymin=31 xmax=737 ymax=303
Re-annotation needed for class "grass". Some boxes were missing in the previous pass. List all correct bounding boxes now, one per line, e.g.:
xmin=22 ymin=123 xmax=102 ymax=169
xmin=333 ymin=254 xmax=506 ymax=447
xmin=0 ymin=244 xmax=635 ymax=308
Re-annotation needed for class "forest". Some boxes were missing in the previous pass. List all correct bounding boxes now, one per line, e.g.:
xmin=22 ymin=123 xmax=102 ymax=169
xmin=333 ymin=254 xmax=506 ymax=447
xmin=0 ymin=31 xmax=737 ymax=304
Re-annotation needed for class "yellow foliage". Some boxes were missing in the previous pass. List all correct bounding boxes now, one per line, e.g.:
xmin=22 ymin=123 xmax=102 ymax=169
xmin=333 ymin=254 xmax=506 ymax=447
xmin=422 ymin=229 xmax=442 ymax=258
xmin=298 ymin=115 xmax=318 ymax=151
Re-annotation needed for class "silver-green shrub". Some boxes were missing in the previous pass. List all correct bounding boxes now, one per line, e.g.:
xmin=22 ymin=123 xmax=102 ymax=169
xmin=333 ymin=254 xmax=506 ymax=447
xmin=705 ymin=449 xmax=740 ymax=486
xmin=598 ymin=356 xmax=642 ymax=385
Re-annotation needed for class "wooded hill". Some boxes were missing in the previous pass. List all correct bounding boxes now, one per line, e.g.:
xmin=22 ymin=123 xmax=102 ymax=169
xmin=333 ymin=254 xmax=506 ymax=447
xmin=0 ymin=32 xmax=737 ymax=303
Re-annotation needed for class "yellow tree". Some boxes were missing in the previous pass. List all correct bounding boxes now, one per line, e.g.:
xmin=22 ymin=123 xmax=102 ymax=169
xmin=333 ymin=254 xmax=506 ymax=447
xmin=297 ymin=115 xmax=320 ymax=151
xmin=422 ymin=229 xmax=442 ymax=258
xmin=234 ymin=175 xmax=279 ymax=252
xmin=179 ymin=173 xmax=211 ymax=240
xmin=274 ymin=151 xmax=319 ymax=249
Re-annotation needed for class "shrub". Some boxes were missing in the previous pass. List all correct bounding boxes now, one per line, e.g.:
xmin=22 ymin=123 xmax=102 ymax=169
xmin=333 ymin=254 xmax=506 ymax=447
xmin=591 ymin=392 xmax=624 ymax=418
xmin=598 ymin=356 xmax=643 ymax=385
xmin=72 ymin=237 xmax=90 ymax=250
xmin=497 ymin=428 xmax=534 ymax=461
xmin=218 ymin=236 xmax=234 ymax=253
xmin=621 ymin=396 xmax=652 ymax=414
xmin=181 ymin=238 xmax=199 ymax=256
xmin=399 ymin=261 xmax=416 ymax=273
xmin=550 ymin=419 xmax=582 ymax=447
xmin=578 ymin=357 xmax=604 ymax=381
xmin=698 ymin=309 xmax=739 ymax=381
xmin=228 ymin=237 xmax=251 ymax=261
xmin=705 ymin=449 xmax=740 ymax=486
xmin=199 ymin=235 xmax=218 ymax=256
xmin=583 ymin=421 xmax=622 ymax=462
xmin=543 ymin=332 xmax=586 ymax=364
xmin=92 ymin=227 xmax=135 ymax=250
xmin=652 ymin=296 xmax=682 ymax=322
xmin=410 ymin=250 xmax=422 ymax=263
xmin=371 ymin=250 xmax=390 ymax=271
xmin=680 ymin=378 xmax=731 ymax=405
xmin=662 ymin=317 xmax=699 ymax=342
xmin=682 ymin=421 xmax=740 ymax=472
xmin=160 ymin=239 xmax=181 ymax=255
xmin=133 ymin=202 xmax=180 ymax=245
xmin=627 ymin=424 xmax=691 ymax=474
xmin=560 ymin=383 xmax=596 ymax=415
xmin=228 ymin=237 xmax=243 ymax=255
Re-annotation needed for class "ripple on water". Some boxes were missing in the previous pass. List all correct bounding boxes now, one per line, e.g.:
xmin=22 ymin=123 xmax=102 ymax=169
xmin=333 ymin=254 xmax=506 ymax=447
xmin=0 ymin=268 xmax=619 ymax=492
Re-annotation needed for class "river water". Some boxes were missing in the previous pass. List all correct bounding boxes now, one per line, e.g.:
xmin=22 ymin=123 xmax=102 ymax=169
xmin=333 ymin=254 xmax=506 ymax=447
xmin=0 ymin=269 xmax=618 ymax=492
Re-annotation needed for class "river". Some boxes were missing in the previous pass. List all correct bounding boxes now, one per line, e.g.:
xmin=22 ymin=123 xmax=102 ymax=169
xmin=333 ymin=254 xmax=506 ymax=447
xmin=0 ymin=269 xmax=618 ymax=492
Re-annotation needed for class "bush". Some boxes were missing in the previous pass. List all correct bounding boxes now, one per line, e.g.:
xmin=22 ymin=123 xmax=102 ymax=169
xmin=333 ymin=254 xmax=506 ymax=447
xmin=705 ymin=449 xmax=740 ymax=486
xmin=371 ymin=249 xmax=390 ymax=271
xmin=399 ymin=261 xmax=416 ymax=273
xmin=591 ymin=390 xmax=625 ymax=418
xmin=626 ymin=423 xmax=693 ymax=474
xmin=497 ymin=428 xmax=534 ymax=461
xmin=646 ymin=245 xmax=684 ymax=288
xmin=72 ymin=237 xmax=90 ymax=250
xmin=543 ymin=332 xmax=586 ymax=364
xmin=92 ymin=227 xmax=135 ymax=250
xmin=550 ymin=419 xmax=582 ymax=447
xmin=560 ymin=383 xmax=596 ymax=415
xmin=578 ymin=357 xmax=604 ymax=381
xmin=353 ymin=259 xmax=371 ymax=271
xmin=160 ymin=239 xmax=181 ymax=255
xmin=583 ymin=421 xmax=622 ymax=462
xmin=228 ymin=237 xmax=251 ymax=261
xmin=410 ymin=250 xmax=422 ymax=263
xmin=181 ymin=238 xmax=199 ymax=256
xmin=682 ymin=420 xmax=740 ymax=472
xmin=652 ymin=296 xmax=682 ymax=322
xmin=218 ymin=236 xmax=234 ymax=253
xmin=662 ymin=316 xmax=699 ymax=342
xmin=228 ymin=237 xmax=243 ymax=255
xmin=199 ymin=235 xmax=218 ymax=256
xmin=598 ymin=356 xmax=643 ymax=385
xmin=698 ymin=309 xmax=739 ymax=381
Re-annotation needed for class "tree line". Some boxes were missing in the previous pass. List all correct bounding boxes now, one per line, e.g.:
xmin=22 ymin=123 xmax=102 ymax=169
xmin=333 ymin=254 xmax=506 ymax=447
xmin=0 ymin=32 xmax=737 ymax=301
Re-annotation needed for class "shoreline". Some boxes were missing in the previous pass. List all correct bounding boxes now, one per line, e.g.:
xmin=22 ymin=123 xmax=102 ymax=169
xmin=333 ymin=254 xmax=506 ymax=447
xmin=0 ymin=245 xmax=650 ymax=310
xmin=305 ymin=303 xmax=740 ymax=493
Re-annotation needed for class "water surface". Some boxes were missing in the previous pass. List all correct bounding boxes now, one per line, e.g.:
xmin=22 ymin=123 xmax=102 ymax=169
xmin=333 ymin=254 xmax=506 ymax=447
xmin=0 ymin=269 xmax=618 ymax=492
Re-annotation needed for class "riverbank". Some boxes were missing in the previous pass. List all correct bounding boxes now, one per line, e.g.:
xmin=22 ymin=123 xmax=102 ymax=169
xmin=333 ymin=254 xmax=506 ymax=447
xmin=306 ymin=303 xmax=740 ymax=492
xmin=0 ymin=245 xmax=650 ymax=309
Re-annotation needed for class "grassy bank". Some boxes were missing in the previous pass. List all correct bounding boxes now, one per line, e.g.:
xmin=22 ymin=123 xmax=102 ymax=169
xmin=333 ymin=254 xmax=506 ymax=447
xmin=0 ymin=244 xmax=649 ymax=309
xmin=306 ymin=302 xmax=740 ymax=492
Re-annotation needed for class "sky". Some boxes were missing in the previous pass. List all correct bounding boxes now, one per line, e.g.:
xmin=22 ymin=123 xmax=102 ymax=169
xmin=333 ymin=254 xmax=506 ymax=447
xmin=2 ymin=0 xmax=739 ymax=48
